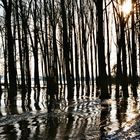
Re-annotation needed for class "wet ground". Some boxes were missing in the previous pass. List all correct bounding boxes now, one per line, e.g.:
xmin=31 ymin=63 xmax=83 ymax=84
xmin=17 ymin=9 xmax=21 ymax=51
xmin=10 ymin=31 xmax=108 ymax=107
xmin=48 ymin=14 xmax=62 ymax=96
xmin=0 ymin=88 xmax=140 ymax=139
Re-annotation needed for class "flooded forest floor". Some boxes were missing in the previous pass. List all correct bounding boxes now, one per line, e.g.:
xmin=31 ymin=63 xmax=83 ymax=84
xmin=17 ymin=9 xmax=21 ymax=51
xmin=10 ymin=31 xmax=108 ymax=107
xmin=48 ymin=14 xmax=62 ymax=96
xmin=0 ymin=85 xmax=140 ymax=139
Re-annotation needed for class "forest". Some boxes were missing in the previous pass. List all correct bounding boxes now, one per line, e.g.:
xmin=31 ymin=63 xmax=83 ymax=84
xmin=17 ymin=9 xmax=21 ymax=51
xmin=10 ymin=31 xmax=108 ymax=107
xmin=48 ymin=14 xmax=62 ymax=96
xmin=0 ymin=0 xmax=139 ymax=103
xmin=0 ymin=0 xmax=140 ymax=139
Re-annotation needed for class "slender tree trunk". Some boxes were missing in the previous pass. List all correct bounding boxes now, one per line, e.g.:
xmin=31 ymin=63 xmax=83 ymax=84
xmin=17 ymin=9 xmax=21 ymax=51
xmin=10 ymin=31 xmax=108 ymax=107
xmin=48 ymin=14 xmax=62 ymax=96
xmin=60 ymin=0 xmax=74 ymax=100
xmin=131 ymin=1 xmax=137 ymax=96
xmin=68 ymin=1 xmax=74 ymax=81
xmin=75 ymin=1 xmax=84 ymax=86
xmin=15 ymin=0 xmax=26 ymax=93
xmin=105 ymin=0 xmax=111 ymax=79
xmin=38 ymin=0 xmax=47 ymax=86
xmin=72 ymin=3 xmax=80 ymax=96
xmin=90 ymin=7 xmax=95 ymax=90
xmin=4 ymin=40 xmax=8 ymax=89
xmin=19 ymin=0 xmax=31 ymax=95
xmin=52 ymin=0 xmax=59 ymax=97
xmin=96 ymin=0 xmax=109 ymax=99
xmin=112 ymin=4 xmax=121 ymax=98
xmin=138 ymin=1 xmax=140 ymax=78
xmin=80 ymin=0 xmax=90 ymax=95
xmin=43 ymin=0 xmax=50 ymax=87
xmin=3 ymin=0 xmax=17 ymax=104
xmin=0 ymin=29 xmax=8 ymax=89
xmin=51 ymin=25 xmax=59 ymax=96
xmin=24 ymin=31 xmax=31 ymax=96
xmin=119 ymin=16 xmax=128 ymax=97
xmin=33 ymin=0 xmax=40 ymax=91
xmin=126 ymin=26 xmax=132 ymax=78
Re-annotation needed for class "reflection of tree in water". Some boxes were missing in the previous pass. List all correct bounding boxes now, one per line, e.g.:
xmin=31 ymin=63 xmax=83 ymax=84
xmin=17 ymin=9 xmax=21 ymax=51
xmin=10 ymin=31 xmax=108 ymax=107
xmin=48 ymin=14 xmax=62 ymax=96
xmin=47 ymin=115 xmax=59 ymax=140
xmin=63 ymin=111 xmax=75 ymax=139
xmin=100 ymin=102 xmax=110 ymax=139
xmin=3 ymin=125 xmax=17 ymax=140
xmin=19 ymin=120 xmax=30 ymax=140
xmin=58 ymin=99 xmax=101 ymax=139
xmin=101 ymin=91 xmax=140 ymax=139
xmin=0 ymin=0 xmax=139 ymax=105
xmin=117 ymin=99 xmax=128 ymax=128
xmin=0 ymin=87 xmax=140 ymax=139
xmin=0 ymin=0 xmax=140 ymax=139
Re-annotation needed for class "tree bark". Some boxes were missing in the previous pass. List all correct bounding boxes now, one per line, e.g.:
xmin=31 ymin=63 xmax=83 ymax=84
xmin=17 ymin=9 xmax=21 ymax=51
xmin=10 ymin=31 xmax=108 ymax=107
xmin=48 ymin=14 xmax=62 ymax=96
xmin=3 ymin=0 xmax=17 ymax=104
xmin=60 ymin=0 xmax=74 ymax=100
xmin=96 ymin=0 xmax=109 ymax=99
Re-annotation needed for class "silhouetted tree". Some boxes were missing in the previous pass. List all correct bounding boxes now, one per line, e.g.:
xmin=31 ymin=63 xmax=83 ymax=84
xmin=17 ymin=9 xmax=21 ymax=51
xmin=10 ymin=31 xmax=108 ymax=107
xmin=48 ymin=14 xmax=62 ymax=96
xmin=19 ymin=0 xmax=31 ymax=94
xmin=80 ymin=0 xmax=90 ymax=95
xmin=72 ymin=1 xmax=80 ymax=95
xmin=60 ymin=0 xmax=74 ymax=100
xmin=96 ymin=0 xmax=109 ymax=99
xmin=119 ymin=14 xmax=128 ymax=97
xmin=2 ymin=0 xmax=17 ymax=105
xmin=15 ymin=0 xmax=26 ymax=93
xmin=131 ymin=0 xmax=138 ymax=96
xmin=33 ymin=0 xmax=40 ymax=91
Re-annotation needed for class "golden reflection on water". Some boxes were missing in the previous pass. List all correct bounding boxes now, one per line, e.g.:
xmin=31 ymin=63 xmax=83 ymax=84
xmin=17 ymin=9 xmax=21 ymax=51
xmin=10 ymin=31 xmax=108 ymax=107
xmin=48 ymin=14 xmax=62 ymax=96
xmin=108 ymin=100 xmax=119 ymax=134
xmin=98 ymin=85 xmax=140 ymax=139
xmin=0 ymin=85 xmax=139 ymax=139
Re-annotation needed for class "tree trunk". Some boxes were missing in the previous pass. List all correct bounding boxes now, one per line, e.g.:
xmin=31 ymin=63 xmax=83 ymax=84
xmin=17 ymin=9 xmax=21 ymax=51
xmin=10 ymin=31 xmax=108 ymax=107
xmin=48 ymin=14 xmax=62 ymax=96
xmin=119 ymin=16 xmax=128 ymax=98
xmin=72 ymin=3 xmax=80 ymax=97
xmin=15 ymin=0 xmax=26 ymax=93
xmin=80 ymin=0 xmax=90 ymax=95
xmin=60 ymin=0 xmax=74 ymax=100
xmin=131 ymin=1 xmax=137 ymax=97
xmin=3 ymin=0 xmax=17 ymax=104
xmin=96 ymin=0 xmax=109 ymax=99
xmin=33 ymin=0 xmax=40 ymax=91
xmin=19 ymin=0 xmax=31 ymax=95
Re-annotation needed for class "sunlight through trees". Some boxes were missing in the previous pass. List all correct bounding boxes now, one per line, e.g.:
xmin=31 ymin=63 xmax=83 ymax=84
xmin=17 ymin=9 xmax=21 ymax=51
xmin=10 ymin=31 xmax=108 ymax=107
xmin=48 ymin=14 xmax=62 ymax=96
xmin=0 ymin=0 xmax=139 ymax=103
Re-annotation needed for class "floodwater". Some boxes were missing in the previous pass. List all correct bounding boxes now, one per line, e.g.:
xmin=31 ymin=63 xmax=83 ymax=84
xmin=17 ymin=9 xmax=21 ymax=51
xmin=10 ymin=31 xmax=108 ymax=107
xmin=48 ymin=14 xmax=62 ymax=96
xmin=0 ymin=86 xmax=140 ymax=140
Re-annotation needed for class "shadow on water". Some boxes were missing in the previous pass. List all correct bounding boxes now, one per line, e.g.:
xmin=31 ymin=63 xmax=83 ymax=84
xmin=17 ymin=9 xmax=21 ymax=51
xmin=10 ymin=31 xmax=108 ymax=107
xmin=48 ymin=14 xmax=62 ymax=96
xmin=0 ymin=85 xmax=140 ymax=139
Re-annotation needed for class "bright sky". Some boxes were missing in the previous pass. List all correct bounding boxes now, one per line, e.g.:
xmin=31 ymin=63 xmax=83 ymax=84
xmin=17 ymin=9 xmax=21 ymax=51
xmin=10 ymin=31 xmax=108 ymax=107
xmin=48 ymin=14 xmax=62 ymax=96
xmin=121 ymin=0 xmax=132 ymax=16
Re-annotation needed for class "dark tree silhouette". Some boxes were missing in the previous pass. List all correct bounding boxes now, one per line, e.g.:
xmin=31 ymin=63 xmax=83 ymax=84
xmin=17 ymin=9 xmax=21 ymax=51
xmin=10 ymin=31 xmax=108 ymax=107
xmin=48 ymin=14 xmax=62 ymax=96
xmin=131 ymin=0 xmax=138 ymax=97
xmin=96 ymin=0 xmax=109 ymax=99
xmin=19 ymin=0 xmax=31 ymax=95
xmin=60 ymin=0 xmax=74 ymax=100
xmin=33 ymin=0 xmax=40 ymax=91
xmin=15 ymin=0 xmax=26 ymax=94
xmin=0 ymin=0 xmax=139 ymax=107
xmin=2 ymin=0 xmax=17 ymax=105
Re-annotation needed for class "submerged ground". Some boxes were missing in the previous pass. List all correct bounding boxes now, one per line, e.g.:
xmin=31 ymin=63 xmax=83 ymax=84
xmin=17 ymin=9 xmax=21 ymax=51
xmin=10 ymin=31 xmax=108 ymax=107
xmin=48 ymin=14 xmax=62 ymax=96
xmin=0 ymin=86 xmax=140 ymax=139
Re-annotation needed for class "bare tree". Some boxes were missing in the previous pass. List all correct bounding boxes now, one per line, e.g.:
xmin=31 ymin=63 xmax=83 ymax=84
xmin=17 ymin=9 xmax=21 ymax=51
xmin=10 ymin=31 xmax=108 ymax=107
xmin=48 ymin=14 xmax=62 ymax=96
xmin=2 ymin=0 xmax=17 ymax=105
xmin=96 ymin=0 xmax=109 ymax=99
xmin=60 ymin=0 xmax=74 ymax=100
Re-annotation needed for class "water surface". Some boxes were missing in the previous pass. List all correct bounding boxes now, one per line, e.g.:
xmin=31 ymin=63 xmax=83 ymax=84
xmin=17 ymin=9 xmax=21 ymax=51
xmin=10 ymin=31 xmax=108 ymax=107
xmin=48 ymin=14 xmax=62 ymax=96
xmin=0 ymin=86 xmax=140 ymax=139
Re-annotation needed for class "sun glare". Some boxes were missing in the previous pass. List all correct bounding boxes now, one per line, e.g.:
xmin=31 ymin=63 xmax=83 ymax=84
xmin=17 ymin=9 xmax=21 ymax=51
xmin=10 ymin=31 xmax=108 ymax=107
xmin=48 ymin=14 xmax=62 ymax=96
xmin=121 ymin=0 xmax=132 ymax=16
